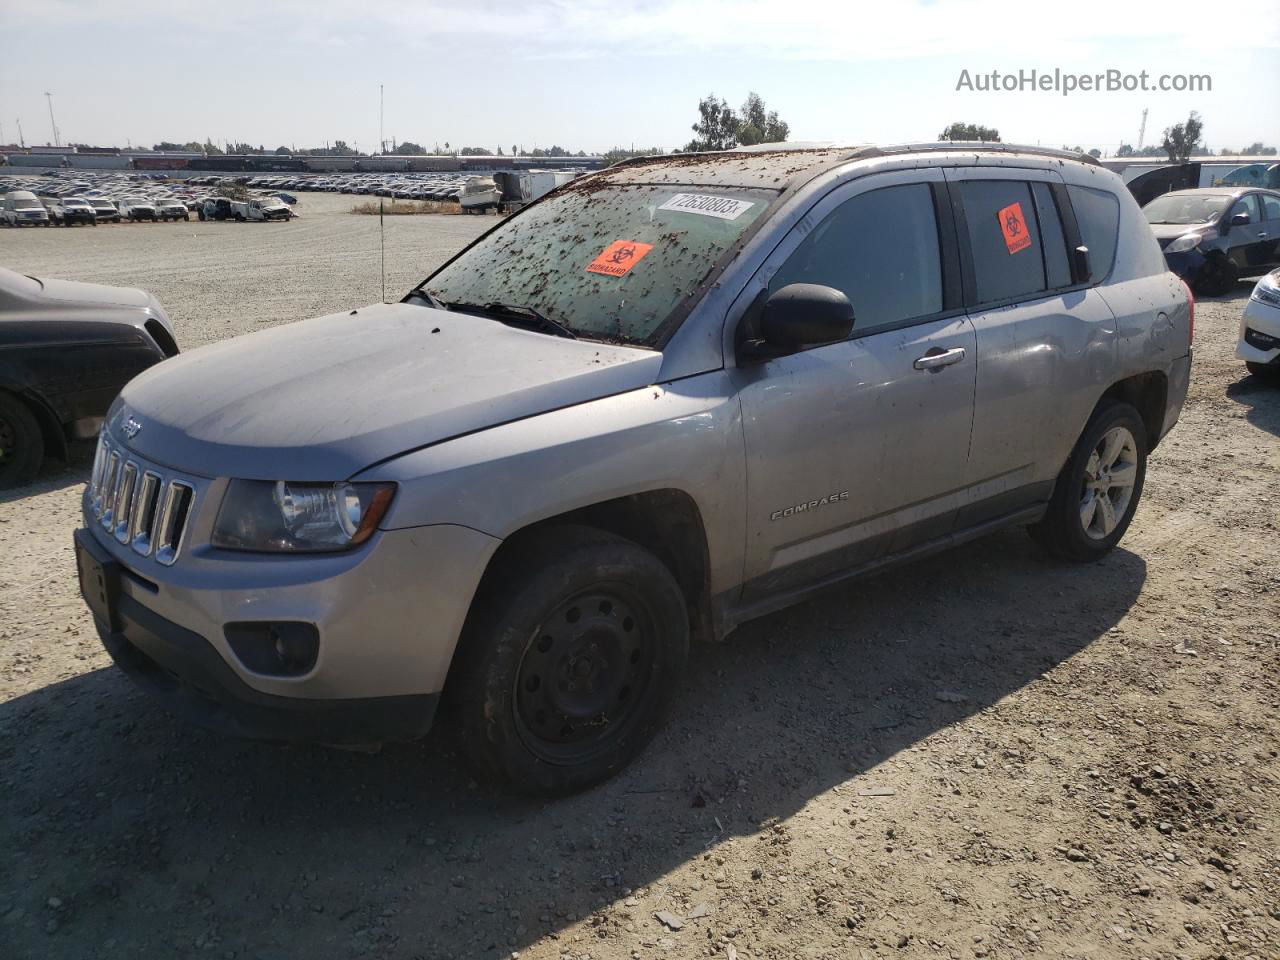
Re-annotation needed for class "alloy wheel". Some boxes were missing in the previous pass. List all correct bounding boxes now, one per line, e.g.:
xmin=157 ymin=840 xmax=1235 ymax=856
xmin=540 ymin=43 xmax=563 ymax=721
xmin=1079 ymin=425 xmax=1139 ymax=540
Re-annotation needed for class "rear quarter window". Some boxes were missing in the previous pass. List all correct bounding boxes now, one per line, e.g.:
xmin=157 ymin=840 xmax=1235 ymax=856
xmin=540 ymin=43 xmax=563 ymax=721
xmin=1067 ymin=185 xmax=1120 ymax=282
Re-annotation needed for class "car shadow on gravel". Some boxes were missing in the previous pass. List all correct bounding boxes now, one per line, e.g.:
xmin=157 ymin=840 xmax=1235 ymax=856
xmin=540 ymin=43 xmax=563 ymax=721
xmin=0 ymin=440 xmax=94 ymax=504
xmin=0 ymin=528 xmax=1146 ymax=958
xmin=1226 ymin=374 xmax=1280 ymax=437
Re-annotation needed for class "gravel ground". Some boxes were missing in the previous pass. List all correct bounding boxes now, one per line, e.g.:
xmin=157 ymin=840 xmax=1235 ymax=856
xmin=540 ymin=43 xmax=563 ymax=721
xmin=1 ymin=203 xmax=1277 ymax=960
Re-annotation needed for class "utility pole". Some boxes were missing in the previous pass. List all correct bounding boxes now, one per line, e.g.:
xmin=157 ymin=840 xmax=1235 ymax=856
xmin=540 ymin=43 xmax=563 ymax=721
xmin=17 ymin=119 xmax=25 ymax=148
xmin=44 ymin=92 xmax=61 ymax=147
xmin=1137 ymin=108 xmax=1148 ymax=151
xmin=379 ymin=83 xmax=384 ymax=156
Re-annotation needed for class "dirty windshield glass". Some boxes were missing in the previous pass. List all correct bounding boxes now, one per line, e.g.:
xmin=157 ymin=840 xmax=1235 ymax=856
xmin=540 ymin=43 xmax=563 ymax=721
xmin=423 ymin=184 xmax=775 ymax=345
xmin=1142 ymin=193 xmax=1230 ymax=225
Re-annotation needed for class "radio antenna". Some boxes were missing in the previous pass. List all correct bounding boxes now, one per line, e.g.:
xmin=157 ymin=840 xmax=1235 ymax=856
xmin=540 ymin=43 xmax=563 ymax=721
xmin=379 ymin=83 xmax=387 ymax=303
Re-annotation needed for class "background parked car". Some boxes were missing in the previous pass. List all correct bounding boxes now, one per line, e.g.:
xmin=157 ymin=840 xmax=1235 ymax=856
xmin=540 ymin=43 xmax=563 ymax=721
xmin=87 ymin=197 xmax=122 ymax=223
xmin=1144 ymin=187 xmax=1280 ymax=295
xmin=0 ymin=267 xmax=179 ymax=488
xmin=1237 ymin=268 xmax=1280 ymax=380
xmin=200 ymin=197 xmax=236 ymax=221
xmin=155 ymin=198 xmax=190 ymax=221
xmin=59 ymin=197 xmax=99 ymax=226
xmin=3 ymin=190 xmax=51 ymax=226
xmin=40 ymin=197 xmax=66 ymax=226
xmin=118 ymin=197 xmax=158 ymax=222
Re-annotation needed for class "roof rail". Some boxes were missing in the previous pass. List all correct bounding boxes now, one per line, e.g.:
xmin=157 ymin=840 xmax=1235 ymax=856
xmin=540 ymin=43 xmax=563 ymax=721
xmin=877 ymin=142 xmax=1101 ymax=166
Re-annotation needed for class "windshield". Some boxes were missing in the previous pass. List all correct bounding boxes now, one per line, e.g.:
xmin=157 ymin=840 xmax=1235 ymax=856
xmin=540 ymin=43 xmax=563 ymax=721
xmin=15 ymin=198 xmax=41 ymax=209
xmin=65 ymin=198 xmax=91 ymax=207
xmin=1143 ymin=193 xmax=1231 ymax=225
xmin=423 ymin=184 xmax=775 ymax=344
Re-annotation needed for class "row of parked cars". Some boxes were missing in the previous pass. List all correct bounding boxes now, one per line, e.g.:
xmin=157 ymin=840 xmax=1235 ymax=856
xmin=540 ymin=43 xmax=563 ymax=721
xmin=1 ymin=171 xmax=297 ymax=228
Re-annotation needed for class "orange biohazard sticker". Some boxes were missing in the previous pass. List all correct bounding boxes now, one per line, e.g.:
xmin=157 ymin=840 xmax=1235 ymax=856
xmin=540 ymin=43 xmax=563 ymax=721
xmin=998 ymin=202 xmax=1033 ymax=254
xmin=586 ymin=241 xmax=653 ymax=278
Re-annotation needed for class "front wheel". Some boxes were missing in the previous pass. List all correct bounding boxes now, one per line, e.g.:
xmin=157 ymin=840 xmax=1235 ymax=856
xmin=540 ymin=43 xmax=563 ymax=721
xmin=0 ymin=392 xmax=44 ymax=490
xmin=447 ymin=526 xmax=689 ymax=795
xmin=1246 ymin=361 xmax=1280 ymax=381
xmin=1195 ymin=257 xmax=1238 ymax=296
xmin=1029 ymin=402 xmax=1148 ymax=562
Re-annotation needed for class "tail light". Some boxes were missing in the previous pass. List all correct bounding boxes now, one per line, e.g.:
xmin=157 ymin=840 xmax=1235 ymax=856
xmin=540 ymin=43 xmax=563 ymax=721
xmin=1181 ymin=279 xmax=1195 ymax=346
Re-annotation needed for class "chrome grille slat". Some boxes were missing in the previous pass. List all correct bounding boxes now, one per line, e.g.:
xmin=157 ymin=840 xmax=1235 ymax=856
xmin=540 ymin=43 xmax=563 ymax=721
xmin=89 ymin=436 xmax=197 ymax=567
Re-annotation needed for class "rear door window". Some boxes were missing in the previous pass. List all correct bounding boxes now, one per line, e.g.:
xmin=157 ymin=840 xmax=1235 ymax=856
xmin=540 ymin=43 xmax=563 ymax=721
xmin=767 ymin=182 xmax=943 ymax=336
xmin=960 ymin=181 xmax=1046 ymax=304
xmin=1066 ymin=185 xmax=1120 ymax=282
xmin=1260 ymin=194 xmax=1280 ymax=223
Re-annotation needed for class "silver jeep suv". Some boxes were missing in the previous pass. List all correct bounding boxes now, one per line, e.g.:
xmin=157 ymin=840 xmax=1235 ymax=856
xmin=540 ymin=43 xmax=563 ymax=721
xmin=76 ymin=144 xmax=1192 ymax=794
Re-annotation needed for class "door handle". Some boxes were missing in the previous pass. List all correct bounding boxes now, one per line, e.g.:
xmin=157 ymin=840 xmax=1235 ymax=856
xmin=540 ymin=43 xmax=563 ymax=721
xmin=1259 ymin=231 xmax=1269 ymax=238
xmin=913 ymin=346 xmax=966 ymax=371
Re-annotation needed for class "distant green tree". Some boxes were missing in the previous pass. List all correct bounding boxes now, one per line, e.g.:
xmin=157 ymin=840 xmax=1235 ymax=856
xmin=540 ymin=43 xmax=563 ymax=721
xmin=1116 ymin=143 xmax=1134 ymax=157
xmin=1087 ymin=148 xmax=1101 ymax=158
xmin=153 ymin=141 xmax=184 ymax=151
xmin=393 ymin=141 xmax=426 ymax=155
xmin=1244 ymin=141 xmax=1278 ymax=156
xmin=458 ymin=146 xmax=491 ymax=156
xmin=202 ymin=140 xmax=223 ymax=155
xmin=1161 ymin=112 xmax=1203 ymax=162
xmin=602 ymin=146 xmax=665 ymax=166
xmin=686 ymin=94 xmax=740 ymax=151
xmin=939 ymin=122 xmax=1000 ymax=142
xmin=274 ymin=146 xmax=291 ymax=155
xmin=736 ymin=92 xmax=789 ymax=146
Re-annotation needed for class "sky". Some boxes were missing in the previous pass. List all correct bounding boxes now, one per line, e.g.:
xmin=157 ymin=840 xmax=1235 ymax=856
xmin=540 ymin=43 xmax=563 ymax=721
xmin=2 ymin=0 xmax=1278 ymax=156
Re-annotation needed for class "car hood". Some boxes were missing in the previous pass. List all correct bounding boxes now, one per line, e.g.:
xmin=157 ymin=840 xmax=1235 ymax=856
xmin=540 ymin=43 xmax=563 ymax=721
xmin=113 ymin=302 xmax=664 ymax=480
xmin=37 ymin=276 xmax=154 ymax=309
xmin=1147 ymin=222 xmax=1213 ymax=241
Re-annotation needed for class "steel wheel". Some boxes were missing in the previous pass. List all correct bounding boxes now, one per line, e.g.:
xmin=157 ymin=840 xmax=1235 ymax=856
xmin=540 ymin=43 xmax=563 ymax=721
xmin=513 ymin=585 xmax=657 ymax=765
xmin=1079 ymin=425 xmax=1138 ymax=540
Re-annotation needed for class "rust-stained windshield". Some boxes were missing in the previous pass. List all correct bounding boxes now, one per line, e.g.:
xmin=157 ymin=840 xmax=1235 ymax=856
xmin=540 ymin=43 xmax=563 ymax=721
xmin=422 ymin=184 xmax=776 ymax=345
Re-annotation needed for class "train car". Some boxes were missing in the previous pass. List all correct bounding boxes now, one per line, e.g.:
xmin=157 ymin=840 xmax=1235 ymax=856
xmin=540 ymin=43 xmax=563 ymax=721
xmin=4 ymin=153 xmax=66 ymax=167
xmin=245 ymin=156 xmax=307 ymax=172
xmin=301 ymin=156 xmax=361 ymax=172
xmin=67 ymin=153 xmax=131 ymax=169
xmin=132 ymin=154 xmax=191 ymax=170
xmin=357 ymin=156 xmax=411 ymax=172
xmin=406 ymin=155 xmax=461 ymax=172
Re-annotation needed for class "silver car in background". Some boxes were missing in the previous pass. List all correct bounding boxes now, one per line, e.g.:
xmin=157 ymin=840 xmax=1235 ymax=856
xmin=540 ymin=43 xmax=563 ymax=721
xmin=76 ymin=144 xmax=1192 ymax=794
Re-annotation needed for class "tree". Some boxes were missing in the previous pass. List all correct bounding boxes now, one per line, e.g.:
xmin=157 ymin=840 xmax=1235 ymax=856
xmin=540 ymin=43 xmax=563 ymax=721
xmin=459 ymin=146 xmax=490 ymax=156
xmin=736 ymin=92 xmax=789 ymax=146
xmin=686 ymin=94 xmax=740 ymax=151
xmin=393 ymin=141 xmax=425 ymax=155
xmin=203 ymin=140 xmax=223 ymax=155
xmin=939 ymin=122 xmax=1000 ymax=142
xmin=274 ymin=146 xmax=291 ymax=155
xmin=1161 ymin=112 xmax=1203 ymax=162
xmin=603 ymin=146 xmax=665 ymax=167
xmin=1088 ymin=148 xmax=1101 ymax=158
xmin=153 ymin=141 xmax=185 ymax=151
xmin=1244 ymin=141 xmax=1278 ymax=156
xmin=1116 ymin=142 xmax=1134 ymax=157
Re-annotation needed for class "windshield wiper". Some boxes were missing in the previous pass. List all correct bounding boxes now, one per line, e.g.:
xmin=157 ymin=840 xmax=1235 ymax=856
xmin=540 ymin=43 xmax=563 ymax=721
xmin=443 ymin=300 xmax=578 ymax=340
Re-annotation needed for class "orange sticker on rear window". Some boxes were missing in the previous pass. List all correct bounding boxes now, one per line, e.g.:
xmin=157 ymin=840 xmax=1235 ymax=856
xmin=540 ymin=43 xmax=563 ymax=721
xmin=998 ymin=202 xmax=1033 ymax=254
xmin=586 ymin=241 xmax=653 ymax=278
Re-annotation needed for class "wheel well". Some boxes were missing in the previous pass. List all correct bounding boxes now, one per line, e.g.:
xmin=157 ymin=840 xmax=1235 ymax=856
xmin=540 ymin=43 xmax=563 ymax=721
xmin=1098 ymin=371 xmax=1168 ymax=449
xmin=499 ymin=490 xmax=714 ymax=643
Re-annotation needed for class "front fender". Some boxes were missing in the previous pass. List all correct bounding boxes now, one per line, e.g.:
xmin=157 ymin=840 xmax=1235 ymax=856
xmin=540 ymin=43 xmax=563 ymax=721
xmin=358 ymin=371 xmax=747 ymax=598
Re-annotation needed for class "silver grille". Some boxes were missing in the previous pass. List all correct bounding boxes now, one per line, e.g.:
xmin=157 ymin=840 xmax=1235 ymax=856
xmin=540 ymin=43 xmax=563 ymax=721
xmin=88 ymin=435 xmax=195 ymax=566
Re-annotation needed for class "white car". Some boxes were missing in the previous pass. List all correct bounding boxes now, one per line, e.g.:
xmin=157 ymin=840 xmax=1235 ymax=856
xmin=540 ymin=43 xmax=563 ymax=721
xmin=118 ymin=197 xmax=158 ymax=222
xmin=155 ymin=198 xmax=190 ymax=221
xmin=1237 ymin=268 xmax=1280 ymax=380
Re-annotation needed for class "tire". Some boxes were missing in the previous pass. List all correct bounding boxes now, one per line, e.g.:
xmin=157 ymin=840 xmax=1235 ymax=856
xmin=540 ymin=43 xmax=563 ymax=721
xmin=0 ymin=392 xmax=44 ymax=490
xmin=1246 ymin=361 xmax=1280 ymax=381
xmin=447 ymin=525 xmax=689 ymax=795
xmin=1195 ymin=256 xmax=1238 ymax=296
xmin=1029 ymin=401 xmax=1148 ymax=562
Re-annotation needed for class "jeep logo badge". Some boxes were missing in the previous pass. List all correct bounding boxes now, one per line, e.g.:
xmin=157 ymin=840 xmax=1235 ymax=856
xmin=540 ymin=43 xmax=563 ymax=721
xmin=123 ymin=417 xmax=142 ymax=439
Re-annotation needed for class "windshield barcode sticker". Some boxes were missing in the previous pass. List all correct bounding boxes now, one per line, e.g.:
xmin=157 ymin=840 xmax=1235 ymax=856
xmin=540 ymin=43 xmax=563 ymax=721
xmin=658 ymin=194 xmax=755 ymax=221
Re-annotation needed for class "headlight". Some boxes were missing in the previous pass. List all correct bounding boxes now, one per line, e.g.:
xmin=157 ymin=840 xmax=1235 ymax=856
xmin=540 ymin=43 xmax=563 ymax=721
xmin=212 ymin=480 xmax=396 ymax=553
xmin=1251 ymin=273 xmax=1280 ymax=308
xmin=1165 ymin=234 xmax=1202 ymax=254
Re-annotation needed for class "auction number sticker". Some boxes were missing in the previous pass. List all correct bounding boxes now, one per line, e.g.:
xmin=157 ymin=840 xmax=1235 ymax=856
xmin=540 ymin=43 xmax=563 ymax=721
xmin=658 ymin=193 xmax=755 ymax=221
xmin=998 ymin=201 xmax=1033 ymax=254
xmin=586 ymin=241 xmax=654 ymax=277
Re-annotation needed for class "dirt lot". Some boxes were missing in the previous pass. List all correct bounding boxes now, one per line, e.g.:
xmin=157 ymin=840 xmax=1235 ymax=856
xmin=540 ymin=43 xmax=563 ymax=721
xmin=1 ymin=202 xmax=1277 ymax=960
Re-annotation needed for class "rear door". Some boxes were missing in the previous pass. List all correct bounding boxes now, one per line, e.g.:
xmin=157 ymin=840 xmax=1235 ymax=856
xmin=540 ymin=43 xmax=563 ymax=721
xmin=1255 ymin=193 xmax=1280 ymax=267
xmin=733 ymin=169 xmax=976 ymax=601
xmin=946 ymin=169 xmax=1118 ymax=526
xmin=1224 ymin=194 xmax=1266 ymax=273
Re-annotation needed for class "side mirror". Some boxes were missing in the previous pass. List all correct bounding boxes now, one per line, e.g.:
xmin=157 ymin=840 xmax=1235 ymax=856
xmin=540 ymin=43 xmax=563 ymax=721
xmin=1071 ymin=245 xmax=1092 ymax=284
xmin=1230 ymin=211 xmax=1251 ymax=226
xmin=749 ymin=283 xmax=854 ymax=359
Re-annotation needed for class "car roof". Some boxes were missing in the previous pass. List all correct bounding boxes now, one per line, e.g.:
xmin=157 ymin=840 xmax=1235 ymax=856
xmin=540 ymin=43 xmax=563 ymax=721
xmin=583 ymin=142 xmax=1100 ymax=194
xmin=1158 ymin=186 xmax=1252 ymax=197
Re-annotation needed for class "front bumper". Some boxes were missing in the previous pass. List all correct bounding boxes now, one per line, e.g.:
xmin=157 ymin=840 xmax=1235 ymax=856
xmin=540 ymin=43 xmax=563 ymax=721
xmin=1236 ymin=296 xmax=1280 ymax=365
xmin=75 ymin=501 xmax=500 ymax=742
xmin=1162 ymin=249 xmax=1205 ymax=284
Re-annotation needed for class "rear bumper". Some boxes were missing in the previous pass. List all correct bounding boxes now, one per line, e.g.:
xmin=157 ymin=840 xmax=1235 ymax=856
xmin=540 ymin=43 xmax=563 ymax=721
xmin=1159 ymin=351 xmax=1193 ymax=442
xmin=78 ymin=528 xmax=439 ymax=743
